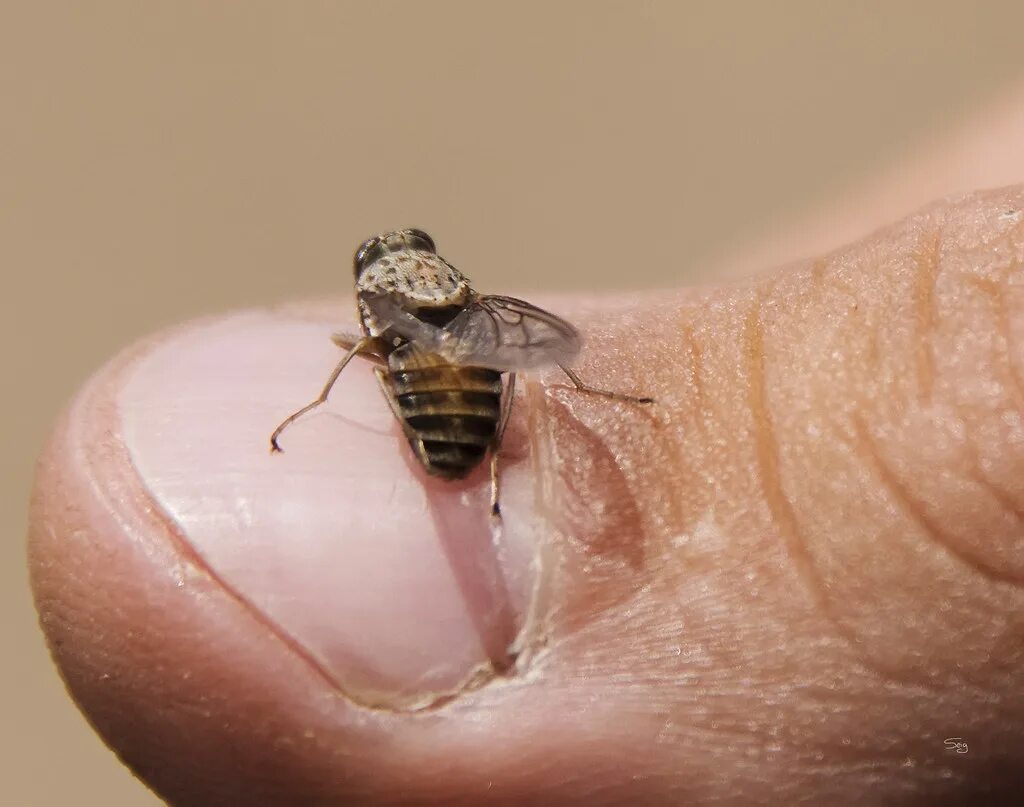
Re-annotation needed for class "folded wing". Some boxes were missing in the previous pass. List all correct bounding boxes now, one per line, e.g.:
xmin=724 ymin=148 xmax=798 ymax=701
xmin=363 ymin=293 xmax=581 ymax=371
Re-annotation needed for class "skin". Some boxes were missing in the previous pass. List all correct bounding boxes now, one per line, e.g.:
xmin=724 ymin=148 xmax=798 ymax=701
xmin=28 ymin=89 xmax=1024 ymax=804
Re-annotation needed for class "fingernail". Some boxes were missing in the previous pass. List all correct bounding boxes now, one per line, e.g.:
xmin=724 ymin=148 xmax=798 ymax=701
xmin=117 ymin=311 xmax=540 ymax=709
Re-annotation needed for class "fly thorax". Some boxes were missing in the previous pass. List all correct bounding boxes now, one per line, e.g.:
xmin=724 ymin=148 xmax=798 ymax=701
xmin=357 ymin=249 xmax=472 ymax=339
xmin=357 ymin=251 xmax=469 ymax=299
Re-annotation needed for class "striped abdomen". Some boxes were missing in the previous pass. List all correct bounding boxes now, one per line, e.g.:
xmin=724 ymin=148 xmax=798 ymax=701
xmin=389 ymin=356 xmax=503 ymax=479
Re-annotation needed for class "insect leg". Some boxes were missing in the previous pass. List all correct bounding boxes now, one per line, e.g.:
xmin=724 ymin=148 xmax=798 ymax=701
xmin=557 ymin=364 xmax=654 ymax=405
xmin=489 ymin=372 xmax=517 ymax=517
xmin=269 ymin=336 xmax=373 ymax=452
xmin=332 ymin=332 xmax=387 ymax=366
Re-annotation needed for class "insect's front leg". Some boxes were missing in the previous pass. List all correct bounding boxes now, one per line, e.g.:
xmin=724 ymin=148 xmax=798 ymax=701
xmin=269 ymin=335 xmax=379 ymax=452
xmin=331 ymin=332 xmax=387 ymax=363
xmin=557 ymin=364 xmax=654 ymax=405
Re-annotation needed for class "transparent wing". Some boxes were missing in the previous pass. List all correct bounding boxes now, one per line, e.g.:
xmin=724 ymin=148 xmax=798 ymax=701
xmin=440 ymin=295 xmax=581 ymax=370
xmin=362 ymin=293 xmax=581 ymax=371
xmin=361 ymin=293 xmax=442 ymax=344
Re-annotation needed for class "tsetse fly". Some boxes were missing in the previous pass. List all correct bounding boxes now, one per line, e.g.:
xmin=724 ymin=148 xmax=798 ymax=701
xmin=270 ymin=229 xmax=653 ymax=515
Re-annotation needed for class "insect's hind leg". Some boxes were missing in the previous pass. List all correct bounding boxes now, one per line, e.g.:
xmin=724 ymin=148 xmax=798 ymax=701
xmin=489 ymin=372 xmax=517 ymax=518
xmin=558 ymin=364 xmax=654 ymax=405
xmin=269 ymin=336 xmax=373 ymax=452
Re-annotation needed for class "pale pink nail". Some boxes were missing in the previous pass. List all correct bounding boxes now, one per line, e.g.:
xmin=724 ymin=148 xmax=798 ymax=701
xmin=118 ymin=312 xmax=541 ymax=709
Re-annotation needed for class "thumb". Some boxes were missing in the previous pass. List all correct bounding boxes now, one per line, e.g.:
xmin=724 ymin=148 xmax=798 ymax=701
xmin=30 ymin=185 xmax=1024 ymax=804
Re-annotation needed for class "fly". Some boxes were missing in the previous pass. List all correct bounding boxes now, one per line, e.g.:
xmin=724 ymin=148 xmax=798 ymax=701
xmin=270 ymin=228 xmax=653 ymax=516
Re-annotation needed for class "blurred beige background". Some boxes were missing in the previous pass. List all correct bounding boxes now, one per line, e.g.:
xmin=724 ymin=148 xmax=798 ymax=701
xmin=4 ymin=2 xmax=1024 ymax=804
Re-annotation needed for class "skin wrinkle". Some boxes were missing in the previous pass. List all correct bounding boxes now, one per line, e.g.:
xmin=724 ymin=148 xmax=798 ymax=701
xmin=667 ymin=281 xmax=935 ymax=690
xmin=948 ymin=223 xmax=1022 ymax=507
xmin=737 ymin=277 xmax=954 ymax=693
xmin=852 ymin=413 xmax=1024 ymax=588
xmin=777 ymin=423 xmax=916 ymax=681
xmin=745 ymin=291 xmax=834 ymax=618
xmin=736 ymin=204 xmax=1024 ymax=692
xmin=961 ymin=272 xmax=1003 ymax=299
xmin=660 ymin=313 xmax=720 ymax=565
xmin=962 ymin=436 xmax=1024 ymax=526
xmin=939 ymin=257 xmax=1024 ymax=515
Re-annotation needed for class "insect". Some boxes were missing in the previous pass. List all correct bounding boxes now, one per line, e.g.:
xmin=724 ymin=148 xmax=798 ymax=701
xmin=270 ymin=229 xmax=653 ymax=516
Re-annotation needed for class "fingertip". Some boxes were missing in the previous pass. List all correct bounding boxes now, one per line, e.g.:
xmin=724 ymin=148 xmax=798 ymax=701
xmin=32 ymin=297 xmax=711 ymax=803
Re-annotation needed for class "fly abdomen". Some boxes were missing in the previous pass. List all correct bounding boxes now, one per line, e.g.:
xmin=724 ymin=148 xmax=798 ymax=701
xmin=391 ymin=365 xmax=502 ymax=479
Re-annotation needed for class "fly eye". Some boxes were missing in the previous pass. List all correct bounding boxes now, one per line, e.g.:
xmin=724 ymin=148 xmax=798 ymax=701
xmin=405 ymin=229 xmax=436 ymax=253
xmin=354 ymin=237 xmax=384 ymax=276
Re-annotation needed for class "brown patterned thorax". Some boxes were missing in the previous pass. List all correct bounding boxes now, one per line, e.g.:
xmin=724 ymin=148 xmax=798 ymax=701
xmin=356 ymin=249 xmax=473 ymax=342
